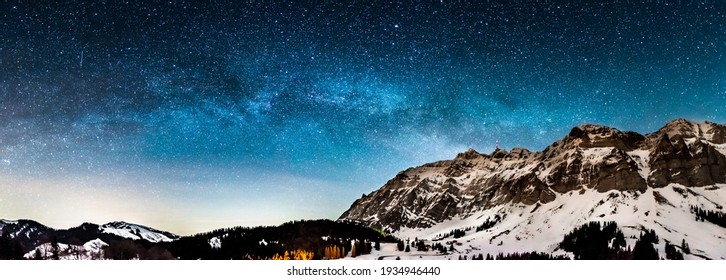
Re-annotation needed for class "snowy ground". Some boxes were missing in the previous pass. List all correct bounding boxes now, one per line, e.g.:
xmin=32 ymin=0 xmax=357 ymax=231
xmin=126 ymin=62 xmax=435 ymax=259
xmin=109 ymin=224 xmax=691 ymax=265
xmin=381 ymin=184 xmax=726 ymax=260
xmin=344 ymin=243 xmax=452 ymax=260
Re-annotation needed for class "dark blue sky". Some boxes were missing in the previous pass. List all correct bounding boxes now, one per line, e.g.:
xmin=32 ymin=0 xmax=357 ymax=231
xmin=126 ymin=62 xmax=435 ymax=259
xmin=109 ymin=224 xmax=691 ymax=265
xmin=1 ymin=1 xmax=724 ymax=234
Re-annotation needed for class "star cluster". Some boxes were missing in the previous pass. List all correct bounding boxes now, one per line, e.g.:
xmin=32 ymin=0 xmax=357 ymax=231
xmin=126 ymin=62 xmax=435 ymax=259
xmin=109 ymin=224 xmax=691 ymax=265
xmin=0 ymin=1 xmax=723 ymax=234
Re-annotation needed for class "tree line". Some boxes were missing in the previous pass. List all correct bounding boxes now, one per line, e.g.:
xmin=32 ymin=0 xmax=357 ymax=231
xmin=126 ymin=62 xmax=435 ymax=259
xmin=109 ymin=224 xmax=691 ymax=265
xmin=691 ymin=206 xmax=726 ymax=228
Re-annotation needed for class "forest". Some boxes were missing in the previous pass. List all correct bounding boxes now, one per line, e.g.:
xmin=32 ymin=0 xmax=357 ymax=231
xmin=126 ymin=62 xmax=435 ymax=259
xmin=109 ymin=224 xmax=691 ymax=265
xmin=558 ymin=221 xmax=689 ymax=260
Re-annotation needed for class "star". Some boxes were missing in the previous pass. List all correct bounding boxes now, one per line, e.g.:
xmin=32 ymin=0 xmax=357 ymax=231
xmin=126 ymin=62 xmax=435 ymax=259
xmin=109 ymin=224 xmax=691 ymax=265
xmin=0 ymin=1 xmax=722 ymax=234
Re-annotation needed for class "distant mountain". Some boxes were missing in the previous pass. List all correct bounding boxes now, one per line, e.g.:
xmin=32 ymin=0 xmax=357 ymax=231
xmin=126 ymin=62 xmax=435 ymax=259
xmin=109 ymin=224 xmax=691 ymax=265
xmin=0 ymin=219 xmax=180 ymax=259
xmin=339 ymin=119 xmax=726 ymax=259
xmin=99 ymin=221 xmax=179 ymax=243
xmin=0 ymin=219 xmax=55 ymax=251
xmin=1 ymin=218 xmax=392 ymax=260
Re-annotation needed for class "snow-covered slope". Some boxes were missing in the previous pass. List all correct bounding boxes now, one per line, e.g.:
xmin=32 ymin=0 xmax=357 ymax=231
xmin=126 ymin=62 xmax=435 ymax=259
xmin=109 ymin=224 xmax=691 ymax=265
xmin=23 ymin=239 xmax=108 ymax=260
xmin=390 ymin=184 xmax=726 ymax=260
xmin=1 ymin=219 xmax=179 ymax=257
xmin=100 ymin=221 xmax=179 ymax=243
xmin=340 ymin=119 xmax=726 ymax=259
xmin=0 ymin=219 xmax=54 ymax=250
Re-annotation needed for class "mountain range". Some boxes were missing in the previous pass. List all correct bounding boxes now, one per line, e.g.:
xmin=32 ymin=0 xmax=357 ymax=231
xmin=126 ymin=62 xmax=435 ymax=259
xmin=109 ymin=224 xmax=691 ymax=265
xmin=0 ymin=219 xmax=179 ymax=259
xmin=339 ymin=118 xmax=726 ymax=259
xmin=2 ymin=118 xmax=726 ymax=259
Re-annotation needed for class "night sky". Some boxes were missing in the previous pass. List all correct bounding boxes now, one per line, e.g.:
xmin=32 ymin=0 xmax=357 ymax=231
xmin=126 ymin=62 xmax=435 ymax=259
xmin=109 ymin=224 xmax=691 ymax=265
xmin=1 ymin=1 xmax=724 ymax=234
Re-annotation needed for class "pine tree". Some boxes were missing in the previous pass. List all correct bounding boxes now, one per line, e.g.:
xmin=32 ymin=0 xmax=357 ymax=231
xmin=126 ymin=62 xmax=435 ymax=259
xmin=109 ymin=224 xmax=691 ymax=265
xmin=324 ymin=245 xmax=341 ymax=260
xmin=293 ymin=249 xmax=313 ymax=260
xmin=0 ymin=231 xmax=22 ymax=260
xmin=664 ymin=241 xmax=684 ymax=260
xmin=613 ymin=230 xmax=626 ymax=250
xmin=51 ymin=237 xmax=60 ymax=260
xmin=681 ymin=239 xmax=690 ymax=254
xmin=633 ymin=238 xmax=658 ymax=260
xmin=272 ymin=250 xmax=293 ymax=260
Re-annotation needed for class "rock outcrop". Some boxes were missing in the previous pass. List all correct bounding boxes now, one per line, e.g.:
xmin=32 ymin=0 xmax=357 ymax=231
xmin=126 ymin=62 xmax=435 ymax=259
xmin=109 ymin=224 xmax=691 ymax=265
xmin=339 ymin=119 xmax=726 ymax=231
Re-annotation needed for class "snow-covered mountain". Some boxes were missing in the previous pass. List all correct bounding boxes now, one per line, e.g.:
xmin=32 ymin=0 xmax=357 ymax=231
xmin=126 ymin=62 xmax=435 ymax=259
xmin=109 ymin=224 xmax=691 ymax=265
xmin=23 ymin=239 xmax=107 ymax=260
xmin=0 ymin=219 xmax=179 ymax=257
xmin=340 ymin=119 xmax=726 ymax=259
xmin=99 ymin=221 xmax=179 ymax=243
xmin=0 ymin=220 xmax=179 ymax=244
xmin=0 ymin=219 xmax=55 ymax=250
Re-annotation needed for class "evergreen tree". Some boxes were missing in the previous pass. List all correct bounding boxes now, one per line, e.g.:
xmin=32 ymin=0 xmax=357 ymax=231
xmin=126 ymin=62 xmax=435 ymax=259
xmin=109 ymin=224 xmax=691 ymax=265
xmin=633 ymin=238 xmax=658 ymax=260
xmin=51 ymin=237 xmax=60 ymax=260
xmin=613 ymin=230 xmax=626 ymax=250
xmin=324 ymin=245 xmax=344 ymax=260
xmin=664 ymin=241 xmax=684 ymax=260
xmin=0 ymin=231 xmax=25 ymax=260
xmin=681 ymin=239 xmax=690 ymax=254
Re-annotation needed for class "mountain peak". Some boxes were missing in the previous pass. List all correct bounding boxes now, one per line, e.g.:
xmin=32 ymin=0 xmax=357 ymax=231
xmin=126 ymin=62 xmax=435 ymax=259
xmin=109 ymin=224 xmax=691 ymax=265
xmin=573 ymin=123 xmax=618 ymax=133
xmin=655 ymin=118 xmax=726 ymax=144
xmin=665 ymin=118 xmax=694 ymax=126
xmin=0 ymin=219 xmax=18 ymax=224
xmin=455 ymin=148 xmax=483 ymax=160
xmin=100 ymin=221 xmax=179 ymax=243
xmin=565 ymin=124 xmax=643 ymax=150
xmin=660 ymin=118 xmax=697 ymax=138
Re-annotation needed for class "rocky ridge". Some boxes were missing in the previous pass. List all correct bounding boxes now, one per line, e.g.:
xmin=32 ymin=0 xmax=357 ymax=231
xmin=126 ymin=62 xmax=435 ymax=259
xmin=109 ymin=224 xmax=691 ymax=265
xmin=339 ymin=119 xmax=726 ymax=231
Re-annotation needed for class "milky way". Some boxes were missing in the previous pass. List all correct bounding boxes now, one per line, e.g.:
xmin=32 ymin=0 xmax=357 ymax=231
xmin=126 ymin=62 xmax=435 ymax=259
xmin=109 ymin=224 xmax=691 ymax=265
xmin=0 ymin=1 xmax=724 ymax=234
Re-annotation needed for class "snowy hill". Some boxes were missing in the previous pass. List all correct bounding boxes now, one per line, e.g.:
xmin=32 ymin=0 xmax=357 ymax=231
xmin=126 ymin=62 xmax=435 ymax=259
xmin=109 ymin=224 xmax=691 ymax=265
xmin=0 ymin=219 xmax=55 ymax=250
xmin=24 ymin=239 xmax=108 ymax=260
xmin=340 ymin=119 xmax=726 ymax=259
xmin=99 ymin=221 xmax=179 ymax=243
xmin=0 ymin=220 xmax=179 ymax=245
xmin=0 ymin=219 xmax=179 ymax=258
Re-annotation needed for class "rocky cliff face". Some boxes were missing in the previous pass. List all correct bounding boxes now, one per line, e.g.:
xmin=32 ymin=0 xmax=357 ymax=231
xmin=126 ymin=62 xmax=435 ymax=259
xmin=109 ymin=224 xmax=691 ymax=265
xmin=339 ymin=119 xmax=726 ymax=231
